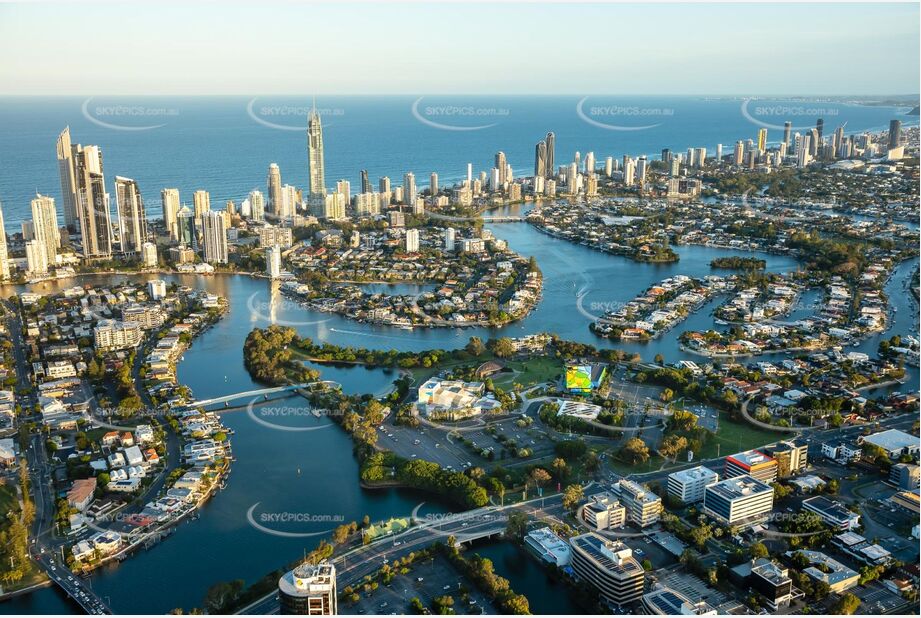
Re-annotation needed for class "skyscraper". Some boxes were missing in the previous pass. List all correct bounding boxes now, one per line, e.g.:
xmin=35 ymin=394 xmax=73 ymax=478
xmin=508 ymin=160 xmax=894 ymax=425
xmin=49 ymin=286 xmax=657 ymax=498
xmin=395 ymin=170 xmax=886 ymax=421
xmin=55 ymin=127 xmax=79 ymax=229
xmin=176 ymin=206 xmax=195 ymax=247
xmin=403 ymin=172 xmax=416 ymax=206
xmin=0 ymin=203 xmax=10 ymax=280
xmin=495 ymin=152 xmax=507 ymax=186
xmin=430 ymin=172 xmax=438 ymax=197
xmin=31 ymin=194 xmax=59 ymax=268
xmin=193 ymin=190 xmax=210 ymax=225
xmin=544 ymin=132 xmax=555 ymax=178
xmin=815 ymin=118 xmax=824 ymax=141
xmin=889 ymin=119 xmax=902 ymax=150
xmin=26 ymin=240 xmax=48 ymax=276
xmin=783 ymin=121 xmax=792 ymax=148
xmin=115 ymin=176 xmax=148 ymax=255
xmin=405 ymin=228 xmax=419 ymax=252
xmin=73 ymin=143 xmax=113 ymax=259
xmin=534 ymin=141 xmax=547 ymax=178
xmin=266 ymin=245 xmax=282 ymax=279
xmin=267 ymin=163 xmax=282 ymax=215
xmin=360 ymin=169 xmax=372 ymax=194
xmin=757 ymin=128 xmax=768 ymax=153
xmin=248 ymin=190 xmax=266 ymax=223
xmin=161 ymin=188 xmax=180 ymax=241
xmin=379 ymin=176 xmax=391 ymax=194
xmin=307 ymin=103 xmax=326 ymax=201
xmin=201 ymin=210 xmax=228 ymax=264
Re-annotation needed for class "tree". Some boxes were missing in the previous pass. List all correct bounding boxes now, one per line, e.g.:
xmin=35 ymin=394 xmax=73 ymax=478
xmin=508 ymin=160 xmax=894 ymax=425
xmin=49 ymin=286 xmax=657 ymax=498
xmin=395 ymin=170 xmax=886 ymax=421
xmin=466 ymin=337 xmax=485 ymax=357
xmin=749 ymin=542 xmax=769 ymax=559
xmin=830 ymin=592 xmax=860 ymax=615
xmin=529 ymin=468 xmax=551 ymax=487
xmin=492 ymin=338 xmax=516 ymax=359
xmin=659 ymin=434 xmax=688 ymax=460
xmin=618 ymin=437 xmax=650 ymax=465
xmin=551 ymin=457 xmax=567 ymax=480
xmin=642 ymin=559 xmax=653 ymax=571
xmin=505 ymin=512 xmax=528 ymax=540
xmin=562 ymin=484 xmax=584 ymax=513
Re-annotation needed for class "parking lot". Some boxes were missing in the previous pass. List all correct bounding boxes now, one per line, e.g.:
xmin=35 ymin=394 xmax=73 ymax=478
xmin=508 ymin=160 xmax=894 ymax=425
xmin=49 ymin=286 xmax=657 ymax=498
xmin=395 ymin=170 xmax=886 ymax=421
xmin=343 ymin=554 xmax=498 ymax=615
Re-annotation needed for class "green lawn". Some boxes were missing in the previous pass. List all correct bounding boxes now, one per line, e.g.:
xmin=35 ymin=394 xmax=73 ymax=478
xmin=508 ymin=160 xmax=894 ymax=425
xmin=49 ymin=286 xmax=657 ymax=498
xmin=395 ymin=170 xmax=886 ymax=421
xmin=698 ymin=410 xmax=786 ymax=459
xmin=491 ymin=357 xmax=564 ymax=389
xmin=0 ymin=482 xmax=17 ymax=517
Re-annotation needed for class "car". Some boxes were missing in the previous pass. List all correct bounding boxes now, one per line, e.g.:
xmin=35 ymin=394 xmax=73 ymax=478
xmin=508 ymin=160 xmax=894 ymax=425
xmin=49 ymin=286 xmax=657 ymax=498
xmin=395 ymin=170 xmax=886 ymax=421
xmin=443 ymin=585 xmax=451 ymax=590
xmin=414 ymin=439 xmax=421 ymax=445
xmin=379 ymin=602 xmax=388 ymax=608
xmin=417 ymin=577 xmax=424 ymax=582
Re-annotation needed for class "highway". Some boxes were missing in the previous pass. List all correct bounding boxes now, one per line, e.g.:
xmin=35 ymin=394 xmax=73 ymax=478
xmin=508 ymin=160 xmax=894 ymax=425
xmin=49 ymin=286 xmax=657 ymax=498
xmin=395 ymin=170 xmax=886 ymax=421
xmin=236 ymin=489 xmax=575 ymax=615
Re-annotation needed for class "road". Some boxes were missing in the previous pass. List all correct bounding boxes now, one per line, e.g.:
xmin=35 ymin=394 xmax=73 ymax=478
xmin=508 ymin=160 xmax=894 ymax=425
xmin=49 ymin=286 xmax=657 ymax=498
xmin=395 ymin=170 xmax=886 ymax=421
xmin=2 ymin=299 xmax=111 ymax=614
xmin=236 ymin=490 xmax=575 ymax=615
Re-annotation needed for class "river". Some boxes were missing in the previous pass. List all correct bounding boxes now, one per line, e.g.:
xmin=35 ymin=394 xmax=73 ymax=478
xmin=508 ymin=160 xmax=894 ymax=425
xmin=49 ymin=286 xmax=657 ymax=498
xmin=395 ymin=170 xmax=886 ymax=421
xmin=1 ymin=220 xmax=916 ymax=614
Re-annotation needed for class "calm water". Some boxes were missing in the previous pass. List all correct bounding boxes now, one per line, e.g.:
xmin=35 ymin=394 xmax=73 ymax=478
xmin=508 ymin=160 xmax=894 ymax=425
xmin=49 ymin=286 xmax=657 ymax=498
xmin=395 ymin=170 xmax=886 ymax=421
xmin=470 ymin=540 xmax=584 ymax=615
xmin=0 ymin=96 xmax=916 ymax=227
xmin=1 ymin=96 xmax=918 ymax=614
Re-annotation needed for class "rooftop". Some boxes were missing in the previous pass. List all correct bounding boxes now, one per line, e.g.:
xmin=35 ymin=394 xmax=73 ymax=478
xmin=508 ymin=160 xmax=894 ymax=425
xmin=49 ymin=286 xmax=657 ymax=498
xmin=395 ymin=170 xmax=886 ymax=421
xmin=706 ymin=475 xmax=773 ymax=501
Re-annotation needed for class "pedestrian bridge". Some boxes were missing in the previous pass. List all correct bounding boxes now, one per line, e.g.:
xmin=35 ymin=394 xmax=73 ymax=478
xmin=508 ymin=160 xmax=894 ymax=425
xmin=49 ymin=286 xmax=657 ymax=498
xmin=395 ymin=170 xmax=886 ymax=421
xmin=190 ymin=381 xmax=339 ymax=408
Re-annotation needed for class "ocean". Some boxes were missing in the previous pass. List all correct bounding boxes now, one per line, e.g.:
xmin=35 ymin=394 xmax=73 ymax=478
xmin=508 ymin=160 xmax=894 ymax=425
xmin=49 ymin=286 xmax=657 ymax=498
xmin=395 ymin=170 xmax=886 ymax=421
xmin=0 ymin=95 xmax=915 ymax=228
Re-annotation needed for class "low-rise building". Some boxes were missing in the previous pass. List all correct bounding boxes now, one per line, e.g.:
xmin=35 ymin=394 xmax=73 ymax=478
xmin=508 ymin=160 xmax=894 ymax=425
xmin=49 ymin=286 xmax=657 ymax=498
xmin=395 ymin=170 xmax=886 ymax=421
xmin=569 ymin=533 xmax=645 ymax=607
xmin=667 ymin=466 xmax=719 ymax=504
xmin=801 ymin=496 xmax=860 ymax=530
xmin=524 ymin=527 xmax=572 ymax=566
xmin=703 ymin=475 xmax=774 ymax=529
xmin=724 ymin=450 xmax=778 ymax=483
xmin=611 ymin=480 xmax=662 ymax=527
xmin=790 ymin=550 xmax=859 ymax=593
xmin=582 ymin=492 xmax=627 ymax=530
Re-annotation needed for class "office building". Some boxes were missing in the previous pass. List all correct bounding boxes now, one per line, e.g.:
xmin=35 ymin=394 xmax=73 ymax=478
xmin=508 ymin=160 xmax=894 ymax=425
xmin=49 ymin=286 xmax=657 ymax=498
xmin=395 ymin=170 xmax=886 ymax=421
xmin=267 ymin=163 xmax=282 ymax=214
xmin=794 ymin=550 xmax=858 ymax=594
xmin=201 ymin=211 xmax=228 ymax=264
xmin=858 ymin=429 xmax=919 ymax=459
xmin=114 ymin=177 xmax=148 ymax=255
xmin=524 ymin=527 xmax=571 ymax=567
xmin=724 ymin=450 xmax=778 ymax=483
xmin=642 ymin=587 xmax=717 ymax=615
xmin=307 ymin=103 xmax=326 ymax=201
xmin=703 ymin=475 xmax=774 ymax=528
xmin=890 ymin=463 xmax=920 ymax=490
xmin=278 ymin=562 xmax=337 ymax=615
xmin=266 ymin=245 xmax=282 ymax=279
xmin=161 ymin=188 xmax=180 ymax=241
xmin=763 ymin=439 xmax=808 ymax=477
xmin=405 ymin=228 xmax=419 ymax=253
xmin=667 ymin=466 xmax=719 ymax=504
xmin=801 ymin=496 xmax=860 ymax=530
xmin=730 ymin=559 xmax=794 ymax=611
xmin=581 ymin=492 xmax=626 ymax=530
xmin=569 ymin=533 xmax=645 ymax=607
xmin=611 ymin=480 xmax=661 ymax=527
xmin=30 ymin=194 xmax=59 ymax=268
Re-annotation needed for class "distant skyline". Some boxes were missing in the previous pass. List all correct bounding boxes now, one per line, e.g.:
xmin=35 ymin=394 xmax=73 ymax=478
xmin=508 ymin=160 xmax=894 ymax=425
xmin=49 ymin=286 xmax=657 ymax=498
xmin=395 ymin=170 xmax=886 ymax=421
xmin=0 ymin=2 xmax=919 ymax=96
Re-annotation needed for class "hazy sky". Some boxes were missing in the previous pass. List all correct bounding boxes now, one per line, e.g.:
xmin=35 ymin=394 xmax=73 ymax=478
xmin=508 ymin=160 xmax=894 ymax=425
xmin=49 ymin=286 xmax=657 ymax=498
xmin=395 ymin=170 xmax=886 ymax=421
xmin=1 ymin=2 xmax=918 ymax=95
